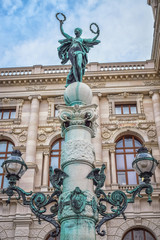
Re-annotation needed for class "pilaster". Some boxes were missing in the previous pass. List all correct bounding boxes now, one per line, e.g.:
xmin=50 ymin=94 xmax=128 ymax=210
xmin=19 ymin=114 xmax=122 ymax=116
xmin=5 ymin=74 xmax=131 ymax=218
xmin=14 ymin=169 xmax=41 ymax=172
xmin=23 ymin=95 xmax=41 ymax=191
xmin=41 ymin=150 xmax=50 ymax=191
xmin=92 ymin=93 xmax=102 ymax=163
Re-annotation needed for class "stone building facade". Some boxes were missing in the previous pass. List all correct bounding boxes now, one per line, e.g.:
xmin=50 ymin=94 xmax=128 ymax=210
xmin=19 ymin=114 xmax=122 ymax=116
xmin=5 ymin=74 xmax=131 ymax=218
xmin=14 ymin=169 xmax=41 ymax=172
xmin=0 ymin=1 xmax=160 ymax=240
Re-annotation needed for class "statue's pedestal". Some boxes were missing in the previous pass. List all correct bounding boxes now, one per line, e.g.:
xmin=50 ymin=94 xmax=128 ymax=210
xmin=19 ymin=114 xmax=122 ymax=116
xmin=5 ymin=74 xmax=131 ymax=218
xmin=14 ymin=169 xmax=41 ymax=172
xmin=57 ymin=82 xmax=98 ymax=240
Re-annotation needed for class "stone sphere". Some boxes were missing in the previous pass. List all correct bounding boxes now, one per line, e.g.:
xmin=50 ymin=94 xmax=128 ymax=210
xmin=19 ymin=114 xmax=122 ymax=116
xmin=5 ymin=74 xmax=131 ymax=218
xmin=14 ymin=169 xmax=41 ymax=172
xmin=64 ymin=82 xmax=92 ymax=106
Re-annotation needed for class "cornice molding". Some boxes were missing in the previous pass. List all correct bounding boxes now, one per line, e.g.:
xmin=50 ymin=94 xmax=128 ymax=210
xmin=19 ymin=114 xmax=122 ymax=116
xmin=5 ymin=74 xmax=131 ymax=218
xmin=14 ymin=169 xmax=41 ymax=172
xmin=0 ymin=71 xmax=159 ymax=87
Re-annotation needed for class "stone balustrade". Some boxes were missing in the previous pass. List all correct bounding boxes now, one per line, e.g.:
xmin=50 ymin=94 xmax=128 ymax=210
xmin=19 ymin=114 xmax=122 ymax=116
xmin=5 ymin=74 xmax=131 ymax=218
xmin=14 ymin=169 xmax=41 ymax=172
xmin=0 ymin=60 xmax=154 ymax=77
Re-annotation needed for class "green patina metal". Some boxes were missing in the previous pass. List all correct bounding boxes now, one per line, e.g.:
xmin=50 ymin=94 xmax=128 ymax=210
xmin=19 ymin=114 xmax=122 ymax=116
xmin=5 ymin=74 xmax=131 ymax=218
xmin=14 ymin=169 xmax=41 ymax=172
xmin=49 ymin=166 xmax=68 ymax=192
xmin=56 ymin=13 xmax=100 ymax=87
xmin=87 ymin=164 xmax=106 ymax=197
xmin=87 ymin=165 xmax=155 ymax=236
xmin=59 ymin=187 xmax=97 ymax=215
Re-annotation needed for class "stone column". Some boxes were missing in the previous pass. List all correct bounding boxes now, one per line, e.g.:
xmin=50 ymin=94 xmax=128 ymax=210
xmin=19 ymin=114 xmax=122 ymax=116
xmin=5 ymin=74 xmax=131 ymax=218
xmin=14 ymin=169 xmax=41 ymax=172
xmin=102 ymin=144 xmax=111 ymax=186
xmin=110 ymin=145 xmax=118 ymax=189
xmin=92 ymin=93 xmax=102 ymax=162
xmin=41 ymin=151 xmax=50 ymax=191
xmin=149 ymin=91 xmax=160 ymax=184
xmin=58 ymin=82 xmax=98 ymax=240
xmin=149 ymin=91 xmax=160 ymax=150
xmin=25 ymin=95 xmax=41 ymax=163
xmin=22 ymin=95 xmax=41 ymax=191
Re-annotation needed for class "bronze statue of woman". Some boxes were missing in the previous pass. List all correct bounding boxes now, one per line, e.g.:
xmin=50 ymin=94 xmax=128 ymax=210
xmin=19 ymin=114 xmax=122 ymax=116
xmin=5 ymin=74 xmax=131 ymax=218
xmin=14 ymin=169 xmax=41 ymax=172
xmin=56 ymin=13 xmax=100 ymax=87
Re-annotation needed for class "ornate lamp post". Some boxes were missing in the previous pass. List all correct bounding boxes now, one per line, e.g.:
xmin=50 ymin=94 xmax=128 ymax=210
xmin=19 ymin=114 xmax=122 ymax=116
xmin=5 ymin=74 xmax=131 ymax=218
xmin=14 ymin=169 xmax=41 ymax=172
xmin=1 ymin=120 xmax=158 ymax=238
xmin=0 ymin=12 xmax=159 ymax=240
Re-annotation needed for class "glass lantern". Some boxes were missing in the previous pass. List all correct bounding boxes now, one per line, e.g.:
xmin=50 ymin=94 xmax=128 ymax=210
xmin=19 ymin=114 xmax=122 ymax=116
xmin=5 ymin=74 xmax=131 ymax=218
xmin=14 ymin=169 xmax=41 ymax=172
xmin=1 ymin=150 xmax=28 ymax=186
xmin=132 ymin=147 xmax=158 ymax=184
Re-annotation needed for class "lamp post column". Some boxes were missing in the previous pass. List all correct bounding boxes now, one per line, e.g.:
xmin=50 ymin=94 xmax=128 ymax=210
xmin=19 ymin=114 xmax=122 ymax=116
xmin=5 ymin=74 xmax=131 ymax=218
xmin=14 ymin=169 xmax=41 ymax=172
xmin=58 ymin=82 xmax=98 ymax=240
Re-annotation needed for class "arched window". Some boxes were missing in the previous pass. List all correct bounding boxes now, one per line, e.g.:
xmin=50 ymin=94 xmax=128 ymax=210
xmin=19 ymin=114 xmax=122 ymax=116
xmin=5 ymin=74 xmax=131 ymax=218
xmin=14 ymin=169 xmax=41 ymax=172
xmin=115 ymin=136 xmax=142 ymax=185
xmin=49 ymin=138 xmax=64 ymax=186
xmin=123 ymin=228 xmax=155 ymax=240
xmin=0 ymin=140 xmax=14 ymax=188
xmin=46 ymin=232 xmax=60 ymax=240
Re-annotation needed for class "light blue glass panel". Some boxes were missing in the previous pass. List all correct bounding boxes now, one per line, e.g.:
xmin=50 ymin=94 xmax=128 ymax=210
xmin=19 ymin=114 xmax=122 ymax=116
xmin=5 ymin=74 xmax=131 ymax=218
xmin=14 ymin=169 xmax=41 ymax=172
xmin=126 ymin=154 xmax=134 ymax=169
xmin=10 ymin=110 xmax=16 ymax=119
xmin=0 ymin=159 xmax=4 ymax=173
xmin=8 ymin=143 xmax=14 ymax=151
xmin=115 ymin=106 xmax=121 ymax=114
xmin=0 ymin=175 xmax=2 ymax=188
xmin=133 ymin=230 xmax=144 ymax=240
xmin=128 ymin=171 xmax=137 ymax=185
xmin=3 ymin=176 xmax=9 ymax=188
xmin=116 ymin=149 xmax=124 ymax=153
xmin=116 ymin=155 xmax=125 ymax=170
xmin=0 ymin=141 xmax=7 ymax=152
xmin=130 ymin=105 xmax=137 ymax=114
xmin=50 ymin=157 xmax=59 ymax=169
xmin=116 ymin=139 xmax=123 ymax=148
xmin=123 ymin=231 xmax=132 ymax=240
xmin=54 ymin=108 xmax=58 ymax=117
xmin=61 ymin=140 xmax=64 ymax=148
xmin=146 ymin=231 xmax=154 ymax=240
xmin=125 ymin=138 xmax=133 ymax=147
xmin=0 ymin=154 xmax=5 ymax=157
xmin=3 ymin=111 xmax=9 ymax=119
xmin=117 ymin=172 xmax=126 ymax=185
xmin=123 ymin=106 xmax=129 ymax=114
xmin=135 ymin=139 xmax=142 ymax=147
xmin=125 ymin=149 xmax=134 ymax=153
xmin=52 ymin=141 xmax=59 ymax=150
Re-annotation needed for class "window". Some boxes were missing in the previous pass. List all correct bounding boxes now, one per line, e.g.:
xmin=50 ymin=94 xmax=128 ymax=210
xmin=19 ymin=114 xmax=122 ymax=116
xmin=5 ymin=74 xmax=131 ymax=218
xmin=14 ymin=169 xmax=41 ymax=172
xmin=0 ymin=140 xmax=14 ymax=188
xmin=123 ymin=228 xmax=155 ymax=240
xmin=115 ymin=104 xmax=137 ymax=115
xmin=49 ymin=138 xmax=64 ymax=186
xmin=0 ymin=109 xmax=16 ymax=120
xmin=46 ymin=232 xmax=60 ymax=240
xmin=54 ymin=105 xmax=58 ymax=117
xmin=116 ymin=136 xmax=142 ymax=185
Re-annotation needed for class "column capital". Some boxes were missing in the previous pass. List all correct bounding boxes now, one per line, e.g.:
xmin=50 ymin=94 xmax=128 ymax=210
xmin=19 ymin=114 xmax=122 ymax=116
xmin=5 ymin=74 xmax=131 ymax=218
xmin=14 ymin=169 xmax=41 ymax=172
xmin=93 ymin=92 xmax=102 ymax=98
xmin=149 ymin=90 xmax=159 ymax=97
xmin=102 ymin=142 xmax=116 ymax=151
xmin=43 ymin=150 xmax=50 ymax=156
xmin=28 ymin=95 xmax=42 ymax=101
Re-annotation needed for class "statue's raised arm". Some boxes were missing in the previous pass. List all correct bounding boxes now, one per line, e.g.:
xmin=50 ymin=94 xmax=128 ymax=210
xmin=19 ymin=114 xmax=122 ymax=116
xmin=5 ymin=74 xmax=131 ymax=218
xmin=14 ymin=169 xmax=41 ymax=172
xmin=56 ymin=13 xmax=100 ymax=87
xmin=56 ymin=13 xmax=72 ymax=40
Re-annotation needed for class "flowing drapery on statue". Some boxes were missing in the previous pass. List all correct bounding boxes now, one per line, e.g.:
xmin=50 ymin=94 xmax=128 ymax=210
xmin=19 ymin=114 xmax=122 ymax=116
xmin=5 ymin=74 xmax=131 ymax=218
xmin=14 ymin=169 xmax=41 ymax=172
xmin=56 ymin=13 xmax=100 ymax=87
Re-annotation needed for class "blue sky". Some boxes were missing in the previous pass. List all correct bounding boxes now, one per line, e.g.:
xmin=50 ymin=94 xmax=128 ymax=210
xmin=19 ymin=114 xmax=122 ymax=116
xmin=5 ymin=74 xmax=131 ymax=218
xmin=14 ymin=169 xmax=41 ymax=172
xmin=0 ymin=0 xmax=154 ymax=68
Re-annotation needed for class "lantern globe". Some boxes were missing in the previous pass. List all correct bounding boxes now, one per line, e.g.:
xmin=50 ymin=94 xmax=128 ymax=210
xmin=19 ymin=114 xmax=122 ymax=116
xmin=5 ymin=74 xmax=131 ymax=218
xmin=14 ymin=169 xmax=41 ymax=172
xmin=1 ymin=150 xmax=28 ymax=185
xmin=132 ymin=147 xmax=158 ymax=183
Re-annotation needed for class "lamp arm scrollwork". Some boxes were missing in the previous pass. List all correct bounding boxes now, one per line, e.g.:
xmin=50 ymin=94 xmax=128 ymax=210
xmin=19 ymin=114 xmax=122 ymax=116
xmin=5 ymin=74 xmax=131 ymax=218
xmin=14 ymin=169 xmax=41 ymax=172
xmin=87 ymin=164 xmax=154 ymax=237
xmin=1 ymin=166 xmax=69 ymax=238
xmin=2 ymin=186 xmax=61 ymax=237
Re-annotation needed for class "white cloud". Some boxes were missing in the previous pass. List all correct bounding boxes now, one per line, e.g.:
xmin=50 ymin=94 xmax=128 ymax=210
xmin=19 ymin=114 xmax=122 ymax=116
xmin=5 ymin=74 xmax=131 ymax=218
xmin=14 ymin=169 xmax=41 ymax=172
xmin=1 ymin=0 xmax=23 ymax=15
xmin=0 ymin=0 xmax=154 ymax=68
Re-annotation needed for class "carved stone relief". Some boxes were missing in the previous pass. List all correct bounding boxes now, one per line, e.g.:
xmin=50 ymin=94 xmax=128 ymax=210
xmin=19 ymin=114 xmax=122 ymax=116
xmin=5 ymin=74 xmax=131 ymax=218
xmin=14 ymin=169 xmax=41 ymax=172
xmin=144 ymin=80 xmax=160 ymax=86
xmin=61 ymin=140 xmax=95 ymax=167
xmin=25 ymin=86 xmax=46 ymax=91
xmin=147 ymin=129 xmax=156 ymax=138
